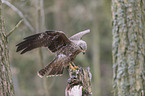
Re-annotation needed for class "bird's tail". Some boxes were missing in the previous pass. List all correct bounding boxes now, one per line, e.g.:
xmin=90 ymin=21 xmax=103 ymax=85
xmin=37 ymin=58 xmax=64 ymax=78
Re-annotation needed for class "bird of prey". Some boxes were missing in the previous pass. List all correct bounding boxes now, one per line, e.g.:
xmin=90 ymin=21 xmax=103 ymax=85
xmin=16 ymin=29 xmax=90 ymax=78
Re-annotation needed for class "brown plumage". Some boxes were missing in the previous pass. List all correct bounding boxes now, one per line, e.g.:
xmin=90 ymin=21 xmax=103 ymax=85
xmin=16 ymin=30 xmax=90 ymax=77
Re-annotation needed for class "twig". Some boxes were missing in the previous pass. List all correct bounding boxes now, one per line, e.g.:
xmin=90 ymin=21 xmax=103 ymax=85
xmin=2 ymin=0 xmax=35 ymax=32
xmin=40 ymin=0 xmax=46 ymax=31
xmin=6 ymin=19 xmax=23 ymax=38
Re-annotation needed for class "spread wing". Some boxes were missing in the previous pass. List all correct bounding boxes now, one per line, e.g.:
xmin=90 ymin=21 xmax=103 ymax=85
xmin=16 ymin=31 xmax=71 ymax=54
xmin=69 ymin=29 xmax=90 ymax=40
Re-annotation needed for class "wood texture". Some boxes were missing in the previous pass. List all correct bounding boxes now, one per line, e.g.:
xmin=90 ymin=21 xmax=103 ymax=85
xmin=66 ymin=67 xmax=92 ymax=96
xmin=112 ymin=0 xmax=145 ymax=95
xmin=0 ymin=1 xmax=15 ymax=95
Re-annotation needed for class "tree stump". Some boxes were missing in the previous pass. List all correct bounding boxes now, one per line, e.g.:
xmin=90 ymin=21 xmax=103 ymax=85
xmin=65 ymin=67 xmax=92 ymax=96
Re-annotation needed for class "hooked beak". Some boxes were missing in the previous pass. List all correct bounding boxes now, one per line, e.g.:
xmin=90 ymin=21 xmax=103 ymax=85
xmin=81 ymin=50 xmax=86 ymax=55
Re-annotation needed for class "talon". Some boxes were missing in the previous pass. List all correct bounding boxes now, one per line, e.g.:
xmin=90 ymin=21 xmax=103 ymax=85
xmin=69 ymin=63 xmax=76 ymax=71
xmin=69 ymin=63 xmax=80 ymax=71
xmin=72 ymin=62 xmax=80 ymax=70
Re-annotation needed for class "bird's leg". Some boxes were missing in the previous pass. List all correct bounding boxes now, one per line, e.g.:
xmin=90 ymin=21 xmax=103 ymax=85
xmin=72 ymin=62 xmax=80 ymax=69
xmin=69 ymin=63 xmax=76 ymax=71
xmin=69 ymin=62 xmax=80 ymax=71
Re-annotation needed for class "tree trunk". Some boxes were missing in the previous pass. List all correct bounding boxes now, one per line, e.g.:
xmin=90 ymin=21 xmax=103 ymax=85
xmin=0 ymin=0 xmax=15 ymax=96
xmin=35 ymin=0 xmax=50 ymax=96
xmin=112 ymin=0 xmax=145 ymax=96
xmin=91 ymin=0 xmax=101 ymax=95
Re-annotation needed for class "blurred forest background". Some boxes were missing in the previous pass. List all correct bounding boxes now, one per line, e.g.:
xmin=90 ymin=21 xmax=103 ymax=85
xmin=3 ymin=0 xmax=112 ymax=96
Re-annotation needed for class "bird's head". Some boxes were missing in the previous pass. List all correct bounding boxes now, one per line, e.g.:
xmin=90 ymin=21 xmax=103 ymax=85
xmin=77 ymin=40 xmax=87 ymax=54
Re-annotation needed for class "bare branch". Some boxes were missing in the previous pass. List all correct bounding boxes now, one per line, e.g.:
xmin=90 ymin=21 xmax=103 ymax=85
xmin=40 ymin=0 xmax=45 ymax=31
xmin=6 ymin=19 xmax=23 ymax=37
xmin=2 ymin=0 xmax=35 ymax=32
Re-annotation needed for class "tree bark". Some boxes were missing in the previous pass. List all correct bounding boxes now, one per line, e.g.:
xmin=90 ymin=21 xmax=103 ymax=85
xmin=112 ymin=0 xmax=145 ymax=96
xmin=0 ymin=0 xmax=15 ymax=96
xmin=66 ymin=67 xmax=92 ymax=96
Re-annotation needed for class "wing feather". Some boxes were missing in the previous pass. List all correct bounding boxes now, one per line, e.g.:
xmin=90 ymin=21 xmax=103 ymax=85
xmin=16 ymin=31 xmax=71 ymax=54
xmin=69 ymin=29 xmax=90 ymax=40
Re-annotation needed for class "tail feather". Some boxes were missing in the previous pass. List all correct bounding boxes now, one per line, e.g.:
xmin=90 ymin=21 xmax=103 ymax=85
xmin=48 ymin=66 xmax=60 ymax=75
xmin=57 ymin=66 xmax=64 ymax=75
xmin=38 ymin=65 xmax=64 ymax=78
xmin=37 ymin=58 xmax=64 ymax=78
xmin=37 ymin=68 xmax=48 ymax=78
xmin=37 ymin=54 xmax=68 ymax=78
xmin=46 ymin=65 xmax=64 ymax=77
xmin=37 ymin=58 xmax=55 ymax=78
